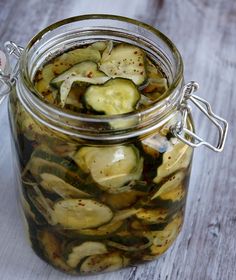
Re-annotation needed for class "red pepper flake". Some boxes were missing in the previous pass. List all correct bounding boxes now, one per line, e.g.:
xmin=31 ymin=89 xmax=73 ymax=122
xmin=87 ymin=71 xmax=93 ymax=78
xmin=52 ymin=252 xmax=60 ymax=259
xmin=78 ymin=203 xmax=85 ymax=206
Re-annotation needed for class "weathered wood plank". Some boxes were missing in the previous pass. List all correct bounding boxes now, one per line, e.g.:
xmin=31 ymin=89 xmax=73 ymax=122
xmin=0 ymin=0 xmax=235 ymax=279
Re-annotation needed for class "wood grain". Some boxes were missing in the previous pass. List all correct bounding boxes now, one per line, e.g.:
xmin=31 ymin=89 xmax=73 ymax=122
xmin=0 ymin=0 xmax=235 ymax=279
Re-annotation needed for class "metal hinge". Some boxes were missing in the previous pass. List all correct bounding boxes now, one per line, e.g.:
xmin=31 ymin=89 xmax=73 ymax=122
xmin=171 ymin=81 xmax=228 ymax=152
xmin=0 ymin=41 xmax=23 ymax=104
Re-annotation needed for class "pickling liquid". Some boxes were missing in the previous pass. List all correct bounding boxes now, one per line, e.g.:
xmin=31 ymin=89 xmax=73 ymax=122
xmin=9 ymin=40 xmax=193 ymax=275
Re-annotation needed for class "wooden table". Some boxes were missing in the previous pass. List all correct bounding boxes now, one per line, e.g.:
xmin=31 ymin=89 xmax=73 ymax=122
xmin=0 ymin=0 xmax=235 ymax=279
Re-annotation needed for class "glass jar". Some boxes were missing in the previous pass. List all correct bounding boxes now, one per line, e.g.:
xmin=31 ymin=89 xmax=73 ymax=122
xmin=0 ymin=15 xmax=228 ymax=275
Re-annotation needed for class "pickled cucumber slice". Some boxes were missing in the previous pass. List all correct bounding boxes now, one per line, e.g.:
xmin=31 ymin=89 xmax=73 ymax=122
xmin=154 ymin=142 xmax=193 ymax=184
xmin=40 ymin=173 xmax=91 ymax=198
xmin=107 ymin=235 xmax=151 ymax=252
xmin=77 ymin=208 xmax=139 ymax=236
xmin=84 ymin=78 xmax=140 ymax=115
xmin=51 ymin=61 xmax=110 ymax=106
xmin=102 ymin=190 xmax=144 ymax=210
xmin=34 ymin=63 xmax=57 ymax=101
xmin=73 ymin=145 xmax=143 ymax=193
xmin=27 ymin=185 xmax=55 ymax=225
xmin=136 ymin=208 xmax=169 ymax=224
xmin=100 ymin=43 xmax=147 ymax=85
xmin=51 ymin=199 xmax=113 ymax=230
xmin=144 ymin=213 xmax=183 ymax=256
xmin=35 ymin=46 xmax=101 ymax=100
xmin=152 ymin=171 xmax=186 ymax=200
xmin=16 ymin=103 xmax=70 ymax=143
xmin=65 ymin=242 xmax=108 ymax=268
xmin=78 ymin=220 xmax=123 ymax=237
xmin=52 ymin=47 xmax=101 ymax=75
xmin=80 ymin=252 xmax=128 ymax=273
xmin=88 ymin=41 xmax=108 ymax=52
xmin=38 ymin=230 xmax=71 ymax=272
xmin=51 ymin=61 xmax=108 ymax=87
xmin=28 ymin=156 xmax=103 ymax=197
xmin=143 ymin=58 xmax=168 ymax=98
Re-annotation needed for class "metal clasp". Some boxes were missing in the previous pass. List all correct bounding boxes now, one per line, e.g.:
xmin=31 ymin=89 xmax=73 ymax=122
xmin=171 ymin=81 xmax=228 ymax=152
xmin=0 ymin=41 xmax=23 ymax=104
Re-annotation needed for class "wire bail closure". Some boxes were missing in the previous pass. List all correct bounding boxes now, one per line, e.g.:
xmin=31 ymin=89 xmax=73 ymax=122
xmin=171 ymin=81 xmax=228 ymax=152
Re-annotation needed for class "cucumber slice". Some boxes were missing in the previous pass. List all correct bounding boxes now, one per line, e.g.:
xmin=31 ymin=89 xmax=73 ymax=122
xmin=34 ymin=46 xmax=101 ymax=101
xmin=102 ymin=190 xmax=144 ymax=210
xmin=52 ymin=208 xmax=137 ymax=238
xmin=27 ymin=184 xmax=55 ymax=225
xmin=88 ymin=41 xmax=108 ymax=52
xmin=73 ymin=145 xmax=143 ymax=193
xmin=65 ymin=241 xmax=108 ymax=268
xmin=51 ymin=61 xmax=110 ymax=107
xmin=38 ymin=230 xmax=71 ymax=272
xmin=27 ymin=150 xmax=78 ymax=179
xmin=100 ymin=40 xmax=113 ymax=61
xmin=16 ymin=103 xmax=70 ymax=143
xmin=107 ymin=235 xmax=151 ymax=252
xmin=20 ymin=190 xmax=36 ymax=220
xmin=40 ymin=173 xmax=91 ymax=198
xmin=52 ymin=47 xmax=101 ymax=76
xmin=154 ymin=141 xmax=193 ymax=184
xmin=136 ymin=208 xmax=169 ymax=224
xmin=80 ymin=252 xmax=128 ymax=273
xmin=152 ymin=171 xmax=186 ymax=200
xmin=143 ymin=58 xmax=168 ymax=98
xmin=33 ymin=149 xmax=78 ymax=172
xmin=84 ymin=78 xmax=140 ymax=115
xmin=77 ymin=219 xmax=123 ymax=237
xmin=130 ymin=219 xmax=167 ymax=231
xmin=51 ymin=61 xmax=107 ymax=86
xmin=100 ymin=43 xmax=147 ymax=85
xmin=76 ymin=208 xmax=139 ymax=236
xmin=28 ymin=156 xmax=103 ymax=197
xmin=51 ymin=199 xmax=113 ymax=230
xmin=144 ymin=212 xmax=183 ymax=256
xmin=34 ymin=64 xmax=58 ymax=101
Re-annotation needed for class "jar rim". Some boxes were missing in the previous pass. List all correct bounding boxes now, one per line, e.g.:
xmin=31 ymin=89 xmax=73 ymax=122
xmin=18 ymin=14 xmax=184 ymax=140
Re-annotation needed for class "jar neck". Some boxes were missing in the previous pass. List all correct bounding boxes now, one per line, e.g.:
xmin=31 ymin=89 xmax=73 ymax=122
xmin=16 ymin=15 xmax=184 ymax=142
